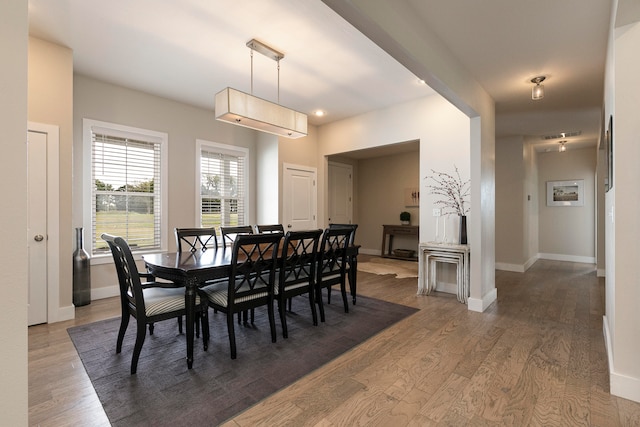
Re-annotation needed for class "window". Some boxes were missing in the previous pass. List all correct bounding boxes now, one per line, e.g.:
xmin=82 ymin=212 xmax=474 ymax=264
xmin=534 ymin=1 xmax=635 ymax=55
xmin=84 ymin=119 xmax=168 ymax=257
xmin=197 ymin=140 xmax=248 ymax=231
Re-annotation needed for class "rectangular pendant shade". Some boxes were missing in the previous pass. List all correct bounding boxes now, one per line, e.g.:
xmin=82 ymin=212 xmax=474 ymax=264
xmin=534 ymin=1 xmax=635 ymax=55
xmin=215 ymin=87 xmax=307 ymax=139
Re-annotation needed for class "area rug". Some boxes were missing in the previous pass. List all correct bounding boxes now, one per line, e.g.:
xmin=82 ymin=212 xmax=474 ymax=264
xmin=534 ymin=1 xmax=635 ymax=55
xmin=68 ymin=295 xmax=418 ymax=426
xmin=357 ymin=257 xmax=419 ymax=278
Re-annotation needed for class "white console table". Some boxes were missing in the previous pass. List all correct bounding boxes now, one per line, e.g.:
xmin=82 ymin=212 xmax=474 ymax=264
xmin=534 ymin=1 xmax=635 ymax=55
xmin=418 ymin=242 xmax=470 ymax=303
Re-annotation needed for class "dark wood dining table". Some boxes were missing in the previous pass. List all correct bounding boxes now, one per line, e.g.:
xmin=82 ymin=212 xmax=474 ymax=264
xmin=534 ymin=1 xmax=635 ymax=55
xmin=142 ymin=243 xmax=360 ymax=369
xmin=142 ymin=249 xmax=234 ymax=369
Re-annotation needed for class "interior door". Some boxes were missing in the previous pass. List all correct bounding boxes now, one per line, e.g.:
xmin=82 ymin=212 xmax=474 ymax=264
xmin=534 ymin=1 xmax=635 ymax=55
xmin=283 ymin=163 xmax=317 ymax=231
xmin=328 ymin=162 xmax=353 ymax=224
xmin=27 ymin=130 xmax=48 ymax=326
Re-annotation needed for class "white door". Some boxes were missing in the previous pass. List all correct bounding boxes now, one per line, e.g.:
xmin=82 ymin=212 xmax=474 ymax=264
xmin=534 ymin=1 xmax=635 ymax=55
xmin=283 ymin=163 xmax=317 ymax=231
xmin=328 ymin=162 xmax=353 ymax=224
xmin=27 ymin=130 xmax=48 ymax=325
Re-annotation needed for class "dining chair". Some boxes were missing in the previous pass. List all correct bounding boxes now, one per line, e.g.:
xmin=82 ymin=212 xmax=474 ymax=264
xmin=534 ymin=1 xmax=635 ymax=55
xmin=220 ymin=225 xmax=254 ymax=247
xmin=199 ymin=233 xmax=282 ymax=359
xmin=102 ymin=233 xmax=209 ymax=374
xmin=255 ymin=224 xmax=285 ymax=234
xmin=277 ymin=229 xmax=322 ymax=338
xmin=328 ymin=223 xmax=359 ymax=304
xmin=175 ymin=227 xmax=218 ymax=252
xmin=315 ymin=227 xmax=351 ymax=323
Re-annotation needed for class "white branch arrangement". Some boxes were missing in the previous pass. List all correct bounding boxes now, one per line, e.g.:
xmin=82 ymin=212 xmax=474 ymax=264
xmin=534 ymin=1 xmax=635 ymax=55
xmin=424 ymin=165 xmax=470 ymax=216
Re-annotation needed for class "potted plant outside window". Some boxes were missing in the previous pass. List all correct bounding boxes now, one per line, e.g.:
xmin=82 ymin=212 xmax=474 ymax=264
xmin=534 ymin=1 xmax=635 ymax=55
xmin=400 ymin=211 xmax=411 ymax=225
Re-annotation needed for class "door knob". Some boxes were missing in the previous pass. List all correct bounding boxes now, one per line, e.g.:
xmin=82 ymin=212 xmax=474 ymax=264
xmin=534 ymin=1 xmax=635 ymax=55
xmin=34 ymin=234 xmax=44 ymax=242
xmin=287 ymin=224 xmax=292 ymax=228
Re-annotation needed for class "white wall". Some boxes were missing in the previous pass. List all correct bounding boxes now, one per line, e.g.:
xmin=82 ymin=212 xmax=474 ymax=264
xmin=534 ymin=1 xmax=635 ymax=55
xmin=606 ymin=13 xmax=640 ymax=402
xmin=0 ymin=2 xmax=28 ymax=423
xmin=28 ymin=37 xmax=74 ymax=318
xmin=73 ymin=75 xmax=259 ymax=296
xmin=357 ymin=151 xmax=420 ymax=254
xmin=495 ymin=136 xmax=525 ymax=270
xmin=537 ymin=147 xmax=596 ymax=262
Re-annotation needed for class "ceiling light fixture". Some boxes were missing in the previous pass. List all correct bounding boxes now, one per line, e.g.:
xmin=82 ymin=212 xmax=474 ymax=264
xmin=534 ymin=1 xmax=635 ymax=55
xmin=215 ymin=39 xmax=308 ymax=139
xmin=531 ymin=76 xmax=546 ymax=100
xmin=559 ymin=140 xmax=567 ymax=152
xmin=314 ymin=110 xmax=325 ymax=117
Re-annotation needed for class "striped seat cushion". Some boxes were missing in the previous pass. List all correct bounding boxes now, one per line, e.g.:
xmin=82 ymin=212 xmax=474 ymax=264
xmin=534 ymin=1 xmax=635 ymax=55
xmin=200 ymin=281 xmax=269 ymax=308
xmin=141 ymin=287 xmax=200 ymax=317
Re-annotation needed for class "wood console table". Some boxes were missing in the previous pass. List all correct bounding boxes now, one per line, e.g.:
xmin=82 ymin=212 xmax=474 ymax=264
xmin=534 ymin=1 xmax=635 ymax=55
xmin=381 ymin=224 xmax=419 ymax=260
xmin=418 ymin=242 xmax=470 ymax=303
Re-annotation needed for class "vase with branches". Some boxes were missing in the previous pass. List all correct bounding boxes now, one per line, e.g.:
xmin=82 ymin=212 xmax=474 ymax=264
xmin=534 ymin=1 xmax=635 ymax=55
xmin=425 ymin=165 xmax=470 ymax=244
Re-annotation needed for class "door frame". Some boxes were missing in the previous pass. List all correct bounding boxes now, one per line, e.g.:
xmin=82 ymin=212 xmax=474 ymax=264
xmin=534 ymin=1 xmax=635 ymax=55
xmin=27 ymin=122 xmax=60 ymax=323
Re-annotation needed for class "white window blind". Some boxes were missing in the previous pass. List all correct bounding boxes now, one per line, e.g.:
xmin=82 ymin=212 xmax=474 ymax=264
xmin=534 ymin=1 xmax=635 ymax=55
xmin=199 ymin=145 xmax=247 ymax=231
xmin=91 ymin=131 xmax=162 ymax=254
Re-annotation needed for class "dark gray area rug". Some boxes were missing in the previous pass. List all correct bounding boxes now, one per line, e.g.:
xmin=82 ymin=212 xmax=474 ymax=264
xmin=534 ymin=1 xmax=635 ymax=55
xmin=68 ymin=295 xmax=418 ymax=426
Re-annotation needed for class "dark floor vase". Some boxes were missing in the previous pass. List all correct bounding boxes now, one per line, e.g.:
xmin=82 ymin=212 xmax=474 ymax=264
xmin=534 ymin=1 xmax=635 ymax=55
xmin=73 ymin=227 xmax=91 ymax=306
xmin=459 ymin=215 xmax=468 ymax=245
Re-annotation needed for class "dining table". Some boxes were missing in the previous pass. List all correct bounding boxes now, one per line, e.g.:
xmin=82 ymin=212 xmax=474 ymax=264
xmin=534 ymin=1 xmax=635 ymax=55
xmin=142 ymin=243 xmax=360 ymax=369
xmin=143 ymin=248 xmax=234 ymax=369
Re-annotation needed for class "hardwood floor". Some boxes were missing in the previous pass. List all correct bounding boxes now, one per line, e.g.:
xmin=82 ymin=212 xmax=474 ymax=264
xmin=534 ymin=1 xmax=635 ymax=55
xmin=29 ymin=258 xmax=640 ymax=426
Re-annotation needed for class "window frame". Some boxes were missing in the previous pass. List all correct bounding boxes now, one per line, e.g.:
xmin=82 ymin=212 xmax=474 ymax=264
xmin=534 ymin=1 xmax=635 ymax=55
xmin=196 ymin=139 xmax=249 ymax=232
xmin=83 ymin=119 xmax=168 ymax=263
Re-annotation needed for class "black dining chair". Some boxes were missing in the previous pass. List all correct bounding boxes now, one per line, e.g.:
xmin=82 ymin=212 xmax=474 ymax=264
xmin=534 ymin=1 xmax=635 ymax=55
xmin=175 ymin=227 xmax=218 ymax=252
xmin=328 ymin=223 xmax=359 ymax=304
xmin=315 ymin=227 xmax=352 ymax=322
xmin=199 ymin=233 xmax=282 ymax=359
xmin=255 ymin=224 xmax=285 ymax=234
xmin=277 ymin=229 xmax=322 ymax=338
xmin=220 ymin=225 xmax=254 ymax=247
xmin=102 ymin=233 xmax=209 ymax=374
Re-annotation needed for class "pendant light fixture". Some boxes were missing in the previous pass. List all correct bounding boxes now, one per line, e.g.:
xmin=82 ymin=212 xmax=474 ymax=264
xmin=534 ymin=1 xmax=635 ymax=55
xmin=531 ymin=76 xmax=546 ymax=100
xmin=215 ymin=39 xmax=308 ymax=139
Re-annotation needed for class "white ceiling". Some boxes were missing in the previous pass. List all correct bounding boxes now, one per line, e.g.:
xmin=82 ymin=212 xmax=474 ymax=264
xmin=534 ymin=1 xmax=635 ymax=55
xmin=28 ymin=0 xmax=630 ymax=156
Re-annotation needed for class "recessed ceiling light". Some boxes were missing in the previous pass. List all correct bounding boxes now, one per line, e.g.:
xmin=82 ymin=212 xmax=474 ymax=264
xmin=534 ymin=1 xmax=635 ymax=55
xmin=314 ymin=110 xmax=325 ymax=117
xmin=418 ymin=79 xmax=426 ymax=85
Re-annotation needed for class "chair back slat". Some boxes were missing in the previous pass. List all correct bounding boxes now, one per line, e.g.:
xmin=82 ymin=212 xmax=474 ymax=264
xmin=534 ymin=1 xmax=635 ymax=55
xmin=318 ymin=227 xmax=351 ymax=278
xmin=280 ymin=229 xmax=322 ymax=288
xmin=220 ymin=225 xmax=254 ymax=247
xmin=175 ymin=227 xmax=218 ymax=252
xmin=256 ymin=224 xmax=285 ymax=234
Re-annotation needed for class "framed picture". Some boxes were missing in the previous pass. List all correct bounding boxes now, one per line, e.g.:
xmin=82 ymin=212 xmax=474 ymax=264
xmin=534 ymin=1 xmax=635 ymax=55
xmin=404 ymin=187 xmax=419 ymax=207
xmin=547 ymin=180 xmax=584 ymax=207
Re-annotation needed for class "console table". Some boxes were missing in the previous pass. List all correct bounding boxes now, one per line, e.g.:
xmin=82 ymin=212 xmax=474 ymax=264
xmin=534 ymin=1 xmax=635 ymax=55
xmin=381 ymin=224 xmax=419 ymax=260
xmin=418 ymin=242 xmax=470 ymax=303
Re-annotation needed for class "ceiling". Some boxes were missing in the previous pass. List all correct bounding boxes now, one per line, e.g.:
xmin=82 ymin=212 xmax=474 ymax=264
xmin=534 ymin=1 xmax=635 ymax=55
xmin=28 ymin=0 xmax=631 ymax=156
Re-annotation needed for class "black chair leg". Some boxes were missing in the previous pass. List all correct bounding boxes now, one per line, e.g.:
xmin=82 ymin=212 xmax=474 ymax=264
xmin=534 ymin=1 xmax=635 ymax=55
xmin=116 ymin=314 xmax=130 ymax=353
xmin=279 ymin=299 xmax=288 ymax=338
xmin=131 ymin=322 xmax=147 ymax=375
xmin=148 ymin=322 xmax=155 ymax=335
xmin=341 ymin=282 xmax=349 ymax=313
xmin=178 ymin=316 xmax=183 ymax=334
xmin=268 ymin=302 xmax=277 ymax=343
xmin=316 ymin=286 xmax=326 ymax=322
xmin=202 ymin=310 xmax=210 ymax=351
xmin=228 ymin=312 xmax=237 ymax=359
xmin=308 ymin=290 xmax=318 ymax=326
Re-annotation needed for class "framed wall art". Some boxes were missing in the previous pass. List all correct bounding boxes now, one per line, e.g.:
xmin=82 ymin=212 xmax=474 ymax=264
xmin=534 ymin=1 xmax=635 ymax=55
xmin=546 ymin=179 xmax=584 ymax=207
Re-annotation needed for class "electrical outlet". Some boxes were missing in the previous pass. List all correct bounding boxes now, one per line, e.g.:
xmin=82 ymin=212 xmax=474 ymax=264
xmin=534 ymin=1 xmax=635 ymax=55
xmin=432 ymin=208 xmax=441 ymax=217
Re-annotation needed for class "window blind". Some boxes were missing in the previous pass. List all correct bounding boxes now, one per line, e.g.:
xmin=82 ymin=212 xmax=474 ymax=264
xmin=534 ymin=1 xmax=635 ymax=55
xmin=200 ymin=147 xmax=246 ymax=231
xmin=92 ymin=132 xmax=162 ymax=254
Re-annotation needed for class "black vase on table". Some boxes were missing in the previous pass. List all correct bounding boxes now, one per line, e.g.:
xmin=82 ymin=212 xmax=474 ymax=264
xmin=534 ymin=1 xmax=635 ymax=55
xmin=458 ymin=215 xmax=468 ymax=245
xmin=73 ymin=227 xmax=91 ymax=306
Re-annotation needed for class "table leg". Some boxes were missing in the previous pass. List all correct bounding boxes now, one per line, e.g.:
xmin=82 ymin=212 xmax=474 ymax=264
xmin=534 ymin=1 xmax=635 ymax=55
xmin=185 ymin=278 xmax=197 ymax=369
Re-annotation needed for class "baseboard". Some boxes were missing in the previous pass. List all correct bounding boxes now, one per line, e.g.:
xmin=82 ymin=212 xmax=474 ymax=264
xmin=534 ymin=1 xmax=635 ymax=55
xmin=52 ymin=305 xmax=75 ymax=323
xmin=597 ymin=269 xmax=606 ymax=278
xmin=604 ymin=316 xmax=640 ymax=402
xmin=538 ymin=253 xmax=596 ymax=264
xmin=359 ymin=248 xmax=381 ymax=256
xmin=524 ymin=255 xmax=539 ymax=271
xmin=495 ymin=262 xmax=524 ymax=273
xmin=91 ymin=285 xmax=120 ymax=301
xmin=468 ymin=288 xmax=497 ymax=313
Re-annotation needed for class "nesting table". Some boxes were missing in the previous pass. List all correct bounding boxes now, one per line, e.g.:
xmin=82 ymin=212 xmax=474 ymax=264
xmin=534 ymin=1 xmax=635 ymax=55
xmin=418 ymin=242 xmax=470 ymax=303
